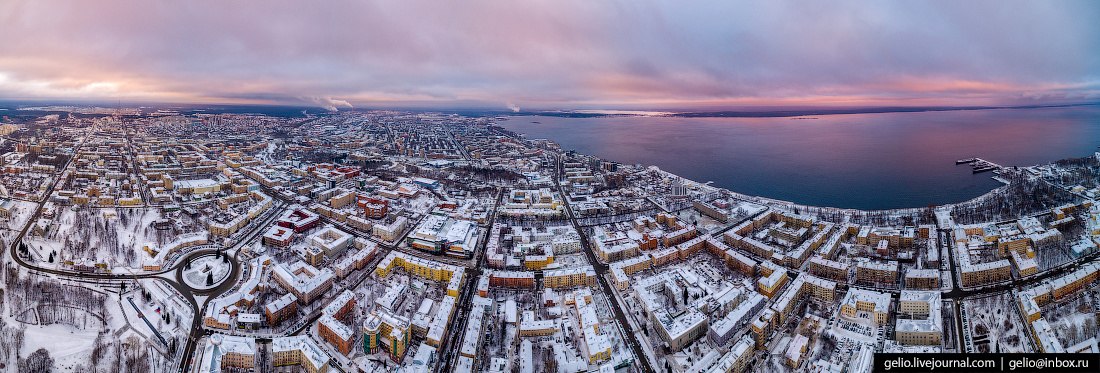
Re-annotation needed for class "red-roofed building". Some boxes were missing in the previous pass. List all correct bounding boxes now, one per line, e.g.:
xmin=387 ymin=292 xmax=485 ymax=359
xmin=358 ymin=196 xmax=388 ymax=219
xmin=278 ymin=208 xmax=320 ymax=233
xmin=263 ymin=226 xmax=295 ymax=247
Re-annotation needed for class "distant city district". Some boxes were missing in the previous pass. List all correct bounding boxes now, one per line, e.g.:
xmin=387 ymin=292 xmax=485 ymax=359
xmin=0 ymin=108 xmax=1098 ymax=373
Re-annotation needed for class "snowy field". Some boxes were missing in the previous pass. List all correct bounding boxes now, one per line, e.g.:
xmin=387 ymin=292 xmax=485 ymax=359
xmin=21 ymin=324 xmax=99 ymax=372
xmin=0 ymin=265 xmax=167 ymax=372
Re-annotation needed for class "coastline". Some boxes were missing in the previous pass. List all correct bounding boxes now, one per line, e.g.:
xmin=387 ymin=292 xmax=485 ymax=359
xmin=533 ymin=128 xmax=1095 ymax=226
xmin=499 ymin=108 xmax=1100 ymax=211
xmin=643 ymin=166 xmax=1004 ymax=221
xmin=501 ymin=128 xmax=1066 ymax=217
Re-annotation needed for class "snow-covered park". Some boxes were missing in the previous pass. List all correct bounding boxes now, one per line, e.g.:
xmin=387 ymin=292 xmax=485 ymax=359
xmin=26 ymin=206 xmax=208 ymax=270
xmin=963 ymin=293 xmax=1033 ymax=353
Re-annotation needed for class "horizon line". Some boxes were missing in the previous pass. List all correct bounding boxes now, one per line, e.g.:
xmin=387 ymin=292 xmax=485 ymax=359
xmin=3 ymin=99 xmax=1099 ymax=118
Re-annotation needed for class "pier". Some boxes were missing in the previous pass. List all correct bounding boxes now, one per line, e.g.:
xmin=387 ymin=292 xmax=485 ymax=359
xmin=956 ymin=157 xmax=1002 ymax=173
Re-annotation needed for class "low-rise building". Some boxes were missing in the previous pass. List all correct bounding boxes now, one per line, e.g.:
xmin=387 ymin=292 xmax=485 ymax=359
xmin=272 ymin=261 xmax=335 ymax=305
xmin=855 ymin=259 xmax=899 ymax=285
xmin=904 ymin=268 xmax=941 ymax=290
xmin=895 ymin=291 xmax=943 ymax=346
xmin=196 ymin=334 xmax=256 ymax=373
xmin=265 ymin=293 xmax=298 ymax=326
xmin=318 ymin=315 xmax=355 ymax=355
xmin=308 ymin=225 xmax=353 ymax=257
xmin=363 ymin=309 xmax=413 ymax=362
xmin=272 ymin=336 xmax=330 ymax=373
xmin=840 ymin=288 xmax=892 ymax=325
xmin=543 ymin=266 xmax=597 ymax=289
xmin=808 ymin=256 xmax=849 ymax=282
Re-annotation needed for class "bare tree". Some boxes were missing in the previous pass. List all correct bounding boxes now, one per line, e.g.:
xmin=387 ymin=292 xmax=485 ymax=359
xmin=18 ymin=348 xmax=53 ymax=373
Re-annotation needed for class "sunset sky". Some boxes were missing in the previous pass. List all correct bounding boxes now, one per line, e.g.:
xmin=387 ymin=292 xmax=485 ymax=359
xmin=1 ymin=1 xmax=1098 ymax=111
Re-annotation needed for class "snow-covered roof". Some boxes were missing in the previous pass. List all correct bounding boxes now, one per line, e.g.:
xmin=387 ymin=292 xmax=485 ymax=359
xmin=841 ymin=288 xmax=892 ymax=314
xmin=265 ymin=293 xmax=296 ymax=314
xmin=905 ymin=268 xmax=939 ymax=279
xmin=896 ymin=291 xmax=943 ymax=335
xmin=426 ymin=295 xmax=456 ymax=343
xmin=322 ymin=289 xmax=355 ymax=317
xmin=271 ymin=336 xmax=329 ymax=369
xmin=272 ymin=261 xmax=334 ymax=301
xmin=198 ymin=334 xmax=256 ymax=373
xmin=318 ymin=314 xmax=353 ymax=341
xmin=459 ymin=306 xmax=485 ymax=357
xmin=1032 ymin=318 xmax=1066 ymax=353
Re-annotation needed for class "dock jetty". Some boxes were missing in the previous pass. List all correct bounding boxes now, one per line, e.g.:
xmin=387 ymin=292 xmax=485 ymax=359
xmin=956 ymin=157 xmax=1002 ymax=173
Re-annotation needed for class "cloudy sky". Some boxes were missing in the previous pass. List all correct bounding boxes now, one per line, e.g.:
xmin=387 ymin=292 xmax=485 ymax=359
xmin=1 ymin=1 xmax=1098 ymax=111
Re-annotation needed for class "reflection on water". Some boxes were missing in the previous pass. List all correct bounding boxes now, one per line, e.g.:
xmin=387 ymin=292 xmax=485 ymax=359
xmin=500 ymin=106 xmax=1100 ymax=209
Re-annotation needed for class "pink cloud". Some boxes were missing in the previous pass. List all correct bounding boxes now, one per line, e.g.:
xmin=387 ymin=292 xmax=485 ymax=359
xmin=0 ymin=0 xmax=1096 ymax=109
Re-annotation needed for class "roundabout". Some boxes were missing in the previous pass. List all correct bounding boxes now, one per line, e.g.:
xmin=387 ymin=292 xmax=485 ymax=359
xmin=181 ymin=253 xmax=232 ymax=290
xmin=175 ymin=249 xmax=242 ymax=295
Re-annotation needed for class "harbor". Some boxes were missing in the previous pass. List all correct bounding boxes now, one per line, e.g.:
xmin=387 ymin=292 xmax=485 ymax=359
xmin=956 ymin=157 xmax=1002 ymax=173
